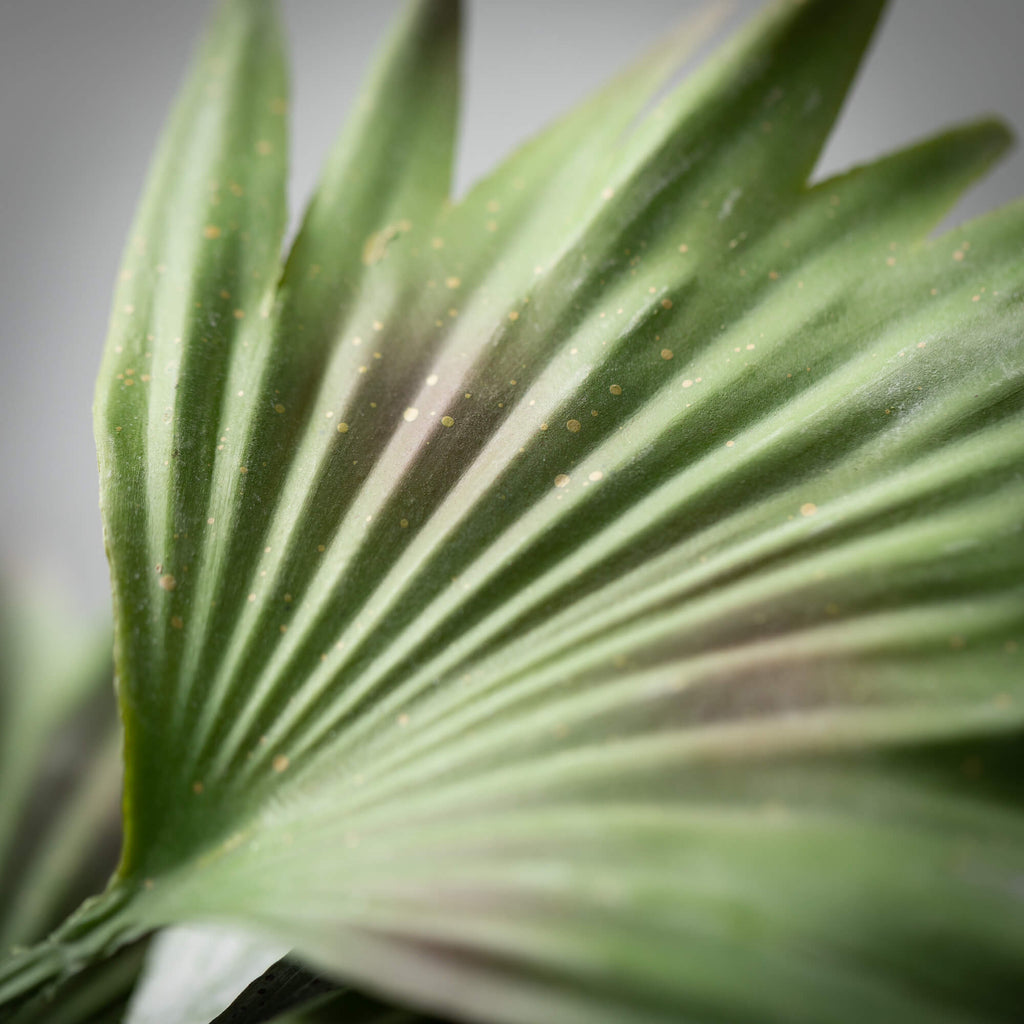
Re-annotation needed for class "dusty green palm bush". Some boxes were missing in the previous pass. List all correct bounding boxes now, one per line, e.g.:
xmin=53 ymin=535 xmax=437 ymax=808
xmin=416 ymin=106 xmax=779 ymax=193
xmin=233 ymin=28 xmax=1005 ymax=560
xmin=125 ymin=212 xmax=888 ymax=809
xmin=2 ymin=0 xmax=1023 ymax=1021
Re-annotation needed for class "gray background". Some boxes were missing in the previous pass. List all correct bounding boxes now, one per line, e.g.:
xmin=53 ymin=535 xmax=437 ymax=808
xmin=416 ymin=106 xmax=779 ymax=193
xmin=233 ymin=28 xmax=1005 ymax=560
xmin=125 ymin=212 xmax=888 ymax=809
xmin=1 ymin=0 xmax=1021 ymax=617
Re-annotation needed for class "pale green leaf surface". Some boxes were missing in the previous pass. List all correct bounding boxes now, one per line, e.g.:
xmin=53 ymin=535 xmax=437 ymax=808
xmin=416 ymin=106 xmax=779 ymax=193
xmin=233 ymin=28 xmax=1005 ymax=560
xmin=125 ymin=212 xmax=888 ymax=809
xmin=124 ymin=924 xmax=286 ymax=1024
xmin=3 ymin=0 xmax=1024 ymax=1022
xmin=124 ymin=928 xmax=442 ymax=1024
xmin=134 ymin=940 xmax=450 ymax=1023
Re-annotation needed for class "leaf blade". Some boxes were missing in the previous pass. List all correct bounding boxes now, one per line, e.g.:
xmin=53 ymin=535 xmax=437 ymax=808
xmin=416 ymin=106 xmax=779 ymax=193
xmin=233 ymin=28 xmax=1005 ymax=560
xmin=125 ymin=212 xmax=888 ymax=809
xmin=94 ymin=0 xmax=289 ymax=872
xmin=75 ymin=1 xmax=1024 ymax=1022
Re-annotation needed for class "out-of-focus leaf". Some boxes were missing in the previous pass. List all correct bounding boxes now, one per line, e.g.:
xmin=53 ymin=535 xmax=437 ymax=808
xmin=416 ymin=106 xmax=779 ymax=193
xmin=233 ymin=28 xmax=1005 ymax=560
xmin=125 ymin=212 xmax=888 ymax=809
xmin=126 ymin=930 xmax=453 ymax=1024
xmin=10 ymin=942 xmax=147 ymax=1024
xmin=0 ymin=580 xmax=132 ymax=1024
xmin=0 ymin=584 xmax=114 ymax=894
xmin=0 ymin=581 xmax=120 ymax=949
xmin=206 ymin=954 xmax=338 ymax=1024
xmin=125 ymin=928 xmax=447 ymax=1024
xmin=3 ymin=1 xmax=1024 ymax=1022
xmin=124 ymin=924 xmax=286 ymax=1024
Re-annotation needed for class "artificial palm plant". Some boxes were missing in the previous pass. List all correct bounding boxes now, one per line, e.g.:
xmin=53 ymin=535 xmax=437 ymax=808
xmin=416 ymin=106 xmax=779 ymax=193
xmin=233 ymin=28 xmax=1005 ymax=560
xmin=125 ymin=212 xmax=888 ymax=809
xmin=2 ymin=0 xmax=1023 ymax=1021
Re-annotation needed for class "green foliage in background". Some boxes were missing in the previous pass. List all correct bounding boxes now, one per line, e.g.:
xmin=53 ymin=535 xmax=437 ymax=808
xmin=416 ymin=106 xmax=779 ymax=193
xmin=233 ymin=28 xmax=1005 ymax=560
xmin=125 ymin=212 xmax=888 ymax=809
xmin=2 ymin=0 xmax=1023 ymax=1021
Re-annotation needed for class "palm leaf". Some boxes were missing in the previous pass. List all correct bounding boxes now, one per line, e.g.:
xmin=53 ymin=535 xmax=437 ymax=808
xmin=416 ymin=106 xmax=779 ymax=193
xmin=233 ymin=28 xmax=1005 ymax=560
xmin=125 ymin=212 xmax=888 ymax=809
xmin=2 ymin=0 xmax=1023 ymax=1021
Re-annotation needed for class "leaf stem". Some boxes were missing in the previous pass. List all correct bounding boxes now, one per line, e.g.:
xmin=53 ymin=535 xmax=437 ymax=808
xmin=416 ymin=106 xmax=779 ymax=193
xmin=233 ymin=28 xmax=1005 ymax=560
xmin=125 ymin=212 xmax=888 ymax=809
xmin=0 ymin=882 xmax=143 ymax=1022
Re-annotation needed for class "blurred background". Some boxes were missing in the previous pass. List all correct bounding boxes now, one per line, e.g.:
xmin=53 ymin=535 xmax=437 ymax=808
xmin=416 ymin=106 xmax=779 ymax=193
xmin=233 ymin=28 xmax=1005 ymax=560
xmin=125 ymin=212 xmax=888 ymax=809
xmin=1 ymin=0 xmax=1021 ymax=618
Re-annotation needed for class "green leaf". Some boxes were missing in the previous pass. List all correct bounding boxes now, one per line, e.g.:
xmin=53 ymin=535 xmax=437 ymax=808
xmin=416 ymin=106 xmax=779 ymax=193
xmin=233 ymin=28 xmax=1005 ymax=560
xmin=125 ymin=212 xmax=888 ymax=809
xmin=92 ymin=0 xmax=289 ymax=871
xmin=0 ymin=582 xmax=120 ymax=950
xmin=4 ymin=0 xmax=1024 ymax=1021
xmin=0 ymin=581 xmax=138 ymax=1024
xmin=9 ymin=942 xmax=148 ymax=1024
